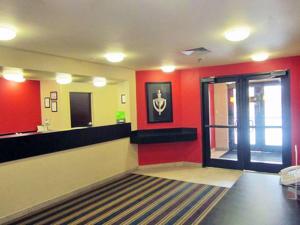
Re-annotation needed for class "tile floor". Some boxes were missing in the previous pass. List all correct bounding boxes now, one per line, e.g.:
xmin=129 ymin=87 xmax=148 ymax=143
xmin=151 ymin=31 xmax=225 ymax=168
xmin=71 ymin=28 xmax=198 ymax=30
xmin=134 ymin=165 xmax=242 ymax=188
xmin=211 ymin=149 xmax=227 ymax=159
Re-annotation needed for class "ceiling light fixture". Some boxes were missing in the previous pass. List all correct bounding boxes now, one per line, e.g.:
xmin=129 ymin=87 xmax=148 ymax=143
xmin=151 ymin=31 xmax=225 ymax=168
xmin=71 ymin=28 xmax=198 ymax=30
xmin=224 ymin=27 xmax=250 ymax=42
xmin=93 ymin=77 xmax=107 ymax=87
xmin=104 ymin=52 xmax=125 ymax=63
xmin=181 ymin=50 xmax=195 ymax=56
xmin=251 ymin=52 xmax=269 ymax=61
xmin=2 ymin=67 xmax=25 ymax=82
xmin=56 ymin=73 xmax=72 ymax=84
xmin=161 ymin=65 xmax=175 ymax=73
xmin=0 ymin=26 xmax=17 ymax=41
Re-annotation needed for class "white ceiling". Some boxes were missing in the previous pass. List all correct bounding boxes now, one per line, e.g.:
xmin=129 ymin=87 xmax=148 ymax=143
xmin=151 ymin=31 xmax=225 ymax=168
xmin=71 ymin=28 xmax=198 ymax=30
xmin=0 ymin=0 xmax=299 ymax=70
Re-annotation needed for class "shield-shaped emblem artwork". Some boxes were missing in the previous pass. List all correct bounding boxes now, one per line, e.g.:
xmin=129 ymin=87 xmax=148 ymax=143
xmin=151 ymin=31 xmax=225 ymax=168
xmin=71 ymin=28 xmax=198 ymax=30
xmin=152 ymin=89 xmax=166 ymax=116
xmin=146 ymin=82 xmax=173 ymax=123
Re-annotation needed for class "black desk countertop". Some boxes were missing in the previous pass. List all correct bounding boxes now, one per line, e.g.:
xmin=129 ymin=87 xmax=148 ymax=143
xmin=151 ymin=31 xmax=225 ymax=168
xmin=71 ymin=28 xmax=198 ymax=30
xmin=200 ymin=172 xmax=300 ymax=225
xmin=0 ymin=123 xmax=131 ymax=163
xmin=130 ymin=127 xmax=197 ymax=144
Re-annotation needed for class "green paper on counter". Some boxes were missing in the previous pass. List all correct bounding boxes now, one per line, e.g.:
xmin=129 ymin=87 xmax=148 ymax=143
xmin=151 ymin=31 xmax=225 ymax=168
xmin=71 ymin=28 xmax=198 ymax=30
xmin=116 ymin=111 xmax=125 ymax=120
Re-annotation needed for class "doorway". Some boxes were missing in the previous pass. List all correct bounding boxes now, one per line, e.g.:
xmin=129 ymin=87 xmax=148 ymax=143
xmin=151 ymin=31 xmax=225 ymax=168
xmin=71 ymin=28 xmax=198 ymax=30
xmin=201 ymin=71 xmax=291 ymax=173
xmin=70 ymin=92 xmax=92 ymax=128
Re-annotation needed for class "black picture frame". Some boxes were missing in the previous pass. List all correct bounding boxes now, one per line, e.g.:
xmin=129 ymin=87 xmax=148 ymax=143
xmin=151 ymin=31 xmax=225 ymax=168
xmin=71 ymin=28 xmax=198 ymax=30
xmin=146 ymin=82 xmax=173 ymax=123
xmin=121 ymin=94 xmax=126 ymax=104
xmin=44 ymin=97 xmax=50 ymax=108
xmin=50 ymin=91 xmax=58 ymax=100
xmin=51 ymin=101 xmax=58 ymax=112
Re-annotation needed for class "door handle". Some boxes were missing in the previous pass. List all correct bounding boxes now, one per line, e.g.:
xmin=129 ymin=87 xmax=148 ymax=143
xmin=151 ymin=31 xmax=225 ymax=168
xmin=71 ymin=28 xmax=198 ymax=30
xmin=235 ymin=120 xmax=240 ymax=128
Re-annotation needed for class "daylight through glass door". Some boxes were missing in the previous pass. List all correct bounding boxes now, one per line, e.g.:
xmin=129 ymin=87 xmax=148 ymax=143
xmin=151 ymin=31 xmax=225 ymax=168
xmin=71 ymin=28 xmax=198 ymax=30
xmin=248 ymin=78 xmax=283 ymax=164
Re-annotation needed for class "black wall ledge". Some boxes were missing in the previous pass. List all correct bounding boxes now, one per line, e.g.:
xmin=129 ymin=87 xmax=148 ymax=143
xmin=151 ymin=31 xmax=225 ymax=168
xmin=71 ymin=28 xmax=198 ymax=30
xmin=0 ymin=123 xmax=131 ymax=163
xmin=130 ymin=127 xmax=197 ymax=144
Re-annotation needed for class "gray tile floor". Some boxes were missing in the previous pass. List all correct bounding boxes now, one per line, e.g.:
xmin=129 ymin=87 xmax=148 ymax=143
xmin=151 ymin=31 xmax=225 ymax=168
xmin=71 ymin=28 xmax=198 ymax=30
xmin=220 ymin=150 xmax=282 ymax=164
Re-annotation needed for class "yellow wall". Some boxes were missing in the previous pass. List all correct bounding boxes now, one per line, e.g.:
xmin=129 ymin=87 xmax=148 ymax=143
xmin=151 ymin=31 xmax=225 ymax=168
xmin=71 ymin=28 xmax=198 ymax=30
xmin=0 ymin=46 xmax=137 ymax=130
xmin=0 ymin=138 xmax=137 ymax=220
xmin=117 ymin=81 xmax=131 ymax=123
xmin=40 ymin=80 xmax=65 ymax=130
xmin=0 ymin=46 xmax=138 ymax=221
xmin=40 ymin=80 xmax=131 ymax=131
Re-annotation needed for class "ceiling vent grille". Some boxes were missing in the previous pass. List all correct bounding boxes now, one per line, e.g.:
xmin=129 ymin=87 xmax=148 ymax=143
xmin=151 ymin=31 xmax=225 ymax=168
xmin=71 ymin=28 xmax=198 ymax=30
xmin=181 ymin=47 xmax=210 ymax=56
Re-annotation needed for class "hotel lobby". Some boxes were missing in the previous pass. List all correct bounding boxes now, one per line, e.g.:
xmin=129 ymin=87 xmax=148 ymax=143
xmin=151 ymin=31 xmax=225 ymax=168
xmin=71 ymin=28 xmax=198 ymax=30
xmin=0 ymin=1 xmax=299 ymax=224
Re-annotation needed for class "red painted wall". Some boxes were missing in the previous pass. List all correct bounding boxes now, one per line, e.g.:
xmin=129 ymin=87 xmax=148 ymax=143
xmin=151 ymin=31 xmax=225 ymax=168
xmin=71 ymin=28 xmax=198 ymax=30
xmin=136 ymin=56 xmax=300 ymax=165
xmin=0 ymin=78 xmax=42 ymax=135
xmin=136 ymin=70 xmax=191 ymax=165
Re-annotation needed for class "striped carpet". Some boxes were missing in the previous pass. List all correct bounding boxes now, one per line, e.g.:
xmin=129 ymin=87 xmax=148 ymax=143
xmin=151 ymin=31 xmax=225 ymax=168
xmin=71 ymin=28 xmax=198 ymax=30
xmin=8 ymin=174 xmax=228 ymax=225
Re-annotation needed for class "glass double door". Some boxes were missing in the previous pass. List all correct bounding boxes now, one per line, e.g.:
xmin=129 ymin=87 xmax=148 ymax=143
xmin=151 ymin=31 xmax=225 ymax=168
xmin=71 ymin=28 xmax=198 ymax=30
xmin=202 ymin=72 xmax=291 ymax=172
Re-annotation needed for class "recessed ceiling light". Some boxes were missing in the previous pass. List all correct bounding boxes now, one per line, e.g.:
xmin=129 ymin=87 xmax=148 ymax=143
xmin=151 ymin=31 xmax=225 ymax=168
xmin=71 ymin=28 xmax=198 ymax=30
xmin=104 ymin=53 xmax=125 ymax=63
xmin=2 ymin=67 xmax=25 ymax=82
xmin=251 ymin=52 xmax=269 ymax=61
xmin=56 ymin=73 xmax=72 ymax=84
xmin=0 ymin=26 xmax=17 ymax=41
xmin=93 ymin=77 xmax=107 ymax=87
xmin=161 ymin=65 xmax=175 ymax=73
xmin=224 ymin=27 xmax=250 ymax=42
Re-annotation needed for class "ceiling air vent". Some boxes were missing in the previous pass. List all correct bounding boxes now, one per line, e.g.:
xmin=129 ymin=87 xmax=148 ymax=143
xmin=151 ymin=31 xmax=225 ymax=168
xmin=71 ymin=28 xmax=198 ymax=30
xmin=181 ymin=47 xmax=210 ymax=56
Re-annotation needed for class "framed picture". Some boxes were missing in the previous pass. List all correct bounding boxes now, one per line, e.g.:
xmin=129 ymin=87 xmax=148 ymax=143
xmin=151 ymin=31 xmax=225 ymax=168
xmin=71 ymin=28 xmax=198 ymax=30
xmin=50 ymin=91 xmax=58 ymax=100
xmin=51 ymin=101 xmax=58 ymax=112
xmin=121 ymin=94 xmax=126 ymax=104
xmin=146 ymin=82 xmax=173 ymax=123
xmin=44 ymin=97 xmax=50 ymax=108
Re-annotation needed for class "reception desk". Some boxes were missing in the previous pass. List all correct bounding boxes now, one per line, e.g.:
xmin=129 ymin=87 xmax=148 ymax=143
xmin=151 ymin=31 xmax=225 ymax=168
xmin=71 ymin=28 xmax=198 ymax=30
xmin=0 ymin=123 xmax=131 ymax=163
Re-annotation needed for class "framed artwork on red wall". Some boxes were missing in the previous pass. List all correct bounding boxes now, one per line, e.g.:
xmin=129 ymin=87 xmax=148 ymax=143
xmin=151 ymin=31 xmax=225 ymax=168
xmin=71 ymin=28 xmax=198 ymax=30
xmin=146 ymin=82 xmax=173 ymax=123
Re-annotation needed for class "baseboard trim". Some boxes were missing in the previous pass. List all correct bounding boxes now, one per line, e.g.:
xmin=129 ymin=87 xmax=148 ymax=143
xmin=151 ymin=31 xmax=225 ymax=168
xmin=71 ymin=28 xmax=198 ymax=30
xmin=0 ymin=167 xmax=137 ymax=225
xmin=138 ymin=161 xmax=202 ymax=170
